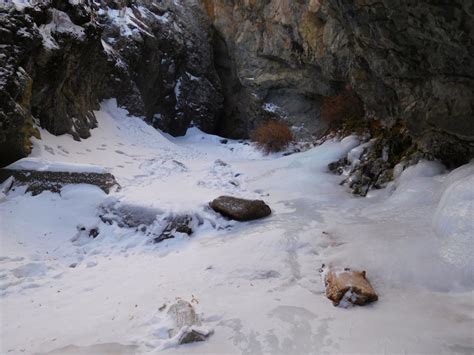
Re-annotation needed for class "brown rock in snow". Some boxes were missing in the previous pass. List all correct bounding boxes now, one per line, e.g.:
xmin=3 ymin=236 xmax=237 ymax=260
xmin=325 ymin=269 xmax=378 ymax=307
xmin=210 ymin=196 xmax=271 ymax=221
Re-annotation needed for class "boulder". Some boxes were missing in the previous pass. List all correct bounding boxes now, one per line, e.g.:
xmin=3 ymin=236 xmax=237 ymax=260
xmin=167 ymin=300 xmax=212 ymax=344
xmin=210 ymin=196 xmax=271 ymax=221
xmin=325 ymin=269 xmax=378 ymax=307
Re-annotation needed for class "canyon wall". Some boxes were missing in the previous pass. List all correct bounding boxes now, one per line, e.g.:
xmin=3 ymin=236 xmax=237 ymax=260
xmin=1 ymin=0 xmax=473 ymax=169
xmin=0 ymin=0 xmax=222 ymax=166
xmin=204 ymin=0 xmax=474 ymax=165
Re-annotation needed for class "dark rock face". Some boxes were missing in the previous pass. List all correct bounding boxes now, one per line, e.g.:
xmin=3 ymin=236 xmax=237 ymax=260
xmin=0 ymin=6 xmax=44 ymax=167
xmin=0 ymin=2 xmax=113 ymax=168
xmin=210 ymin=196 xmax=271 ymax=221
xmin=324 ymin=0 xmax=474 ymax=165
xmin=101 ymin=0 xmax=223 ymax=136
xmin=204 ymin=0 xmax=340 ymax=139
xmin=1 ymin=0 xmax=472 ymax=172
xmin=0 ymin=0 xmax=222 ymax=167
xmin=204 ymin=0 xmax=474 ymax=164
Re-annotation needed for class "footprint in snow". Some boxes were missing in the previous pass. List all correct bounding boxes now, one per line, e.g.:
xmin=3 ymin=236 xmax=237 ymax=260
xmin=11 ymin=263 xmax=48 ymax=278
xmin=44 ymin=145 xmax=55 ymax=155
xmin=57 ymin=145 xmax=69 ymax=154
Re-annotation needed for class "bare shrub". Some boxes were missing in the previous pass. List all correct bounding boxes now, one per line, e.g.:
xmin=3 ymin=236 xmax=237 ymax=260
xmin=251 ymin=120 xmax=294 ymax=154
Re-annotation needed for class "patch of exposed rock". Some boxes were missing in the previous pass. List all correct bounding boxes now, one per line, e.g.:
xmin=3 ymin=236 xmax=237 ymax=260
xmin=99 ymin=202 xmax=205 ymax=243
xmin=153 ymin=215 xmax=194 ymax=243
xmin=328 ymin=123 xmax=423 ymax=196
xmin=210 ymin=196 xmax=271 ymax=221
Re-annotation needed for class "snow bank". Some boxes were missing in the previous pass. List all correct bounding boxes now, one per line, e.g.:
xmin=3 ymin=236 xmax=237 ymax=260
xmin=387 ymin=160 xmax=446 ymax=205
xmin=6 ymin=157 xmax=107 ymax=173
xmin=433 ymin=163 xmax=474 ymax=280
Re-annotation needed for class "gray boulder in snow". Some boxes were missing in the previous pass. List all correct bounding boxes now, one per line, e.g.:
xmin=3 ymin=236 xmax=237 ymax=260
xmin=167 ymin=300 xmax=212 ymax=344
xmin=210 ymin=196 xmax=271 ymax=221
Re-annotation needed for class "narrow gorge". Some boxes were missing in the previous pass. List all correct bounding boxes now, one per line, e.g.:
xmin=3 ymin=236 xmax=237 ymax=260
xmin=0 ymin=1 xmax=473 ymax=354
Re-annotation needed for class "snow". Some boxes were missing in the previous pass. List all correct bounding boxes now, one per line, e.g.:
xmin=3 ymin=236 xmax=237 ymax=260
xmin=434 ymin=164 xmax=474 ymax=275
xmin=174 ymin=77 xmax=182 ymax=108
xmin=106 ymin=6 xmax=155 ymax=38
xmin=6 ymin=157 xmax=107 ymax=173
xmin=0 ymin=100 xmax=473 ymax=354
xmin=38 ymin=9 xmax=85 ymax=50
xmin=1 ymin=0 xmax=34 ymax=11
xmin=263 ymin=102 xmax=279 ymax=113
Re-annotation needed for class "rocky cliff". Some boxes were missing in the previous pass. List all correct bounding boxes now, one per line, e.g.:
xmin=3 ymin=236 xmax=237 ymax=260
xmin=204 ymin=0 xmax=474 ymax=166
xmin=0 ymin=0 xmax=222 ymax=166
xmin=1 ymin=0 xmax=473 ymax=173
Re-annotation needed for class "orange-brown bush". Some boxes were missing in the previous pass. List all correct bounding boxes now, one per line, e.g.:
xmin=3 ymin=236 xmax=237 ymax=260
xmin=322 ymin=86 xmax=364 ymax=129
xmin=251 ymin=120 xmax=294 ymax=154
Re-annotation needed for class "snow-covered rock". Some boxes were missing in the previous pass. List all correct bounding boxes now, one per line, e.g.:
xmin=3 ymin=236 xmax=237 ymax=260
xmin=167 ymin=300 xmax=213 ymax=344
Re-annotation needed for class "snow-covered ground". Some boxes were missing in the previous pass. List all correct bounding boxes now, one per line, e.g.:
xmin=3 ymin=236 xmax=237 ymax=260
xmin=0 ymin=99 xmax=473 ymax=354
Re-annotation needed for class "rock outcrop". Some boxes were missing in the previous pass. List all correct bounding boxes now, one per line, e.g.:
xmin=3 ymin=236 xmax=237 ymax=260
xmin=0 ymin=169 xmax=119 ymax=195
xmin=203 ymin=0 xmax=474 ymax=165
xmin=0 ymin=0 xmax=222 ymax=167
xmin=203 ymin=0 xmax=341 ymax=139
xmin=1 ymin=0 xmax=472 ymax=173
xmin=210 ymin=196 xmax=271 ymax=221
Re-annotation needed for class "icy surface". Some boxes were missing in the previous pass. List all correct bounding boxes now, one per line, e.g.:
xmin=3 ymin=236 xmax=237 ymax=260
xmin=0 ymin=99 xmax=473 ymax=354
xmin=434 ymin=164 xmax=474 ymax=280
